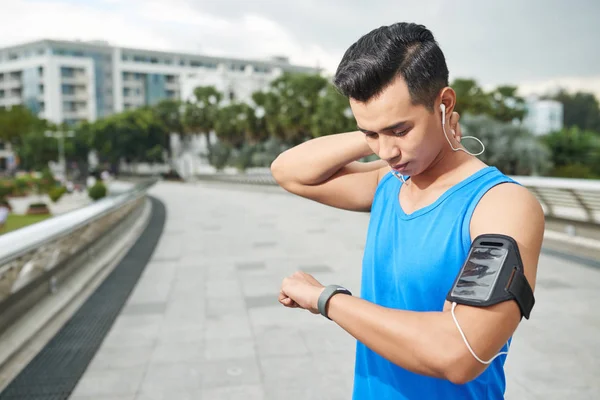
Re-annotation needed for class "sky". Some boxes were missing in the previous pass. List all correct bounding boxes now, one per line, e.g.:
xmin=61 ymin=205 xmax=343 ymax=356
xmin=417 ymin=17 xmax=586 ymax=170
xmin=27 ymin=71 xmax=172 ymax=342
xmin=2 ymin=0 xmax=599 ymax=98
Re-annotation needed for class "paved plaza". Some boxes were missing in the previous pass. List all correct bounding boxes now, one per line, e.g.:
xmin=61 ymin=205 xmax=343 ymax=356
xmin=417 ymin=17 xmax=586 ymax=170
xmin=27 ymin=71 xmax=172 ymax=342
xmin=69 ymin=180 xmax=600 ymax=399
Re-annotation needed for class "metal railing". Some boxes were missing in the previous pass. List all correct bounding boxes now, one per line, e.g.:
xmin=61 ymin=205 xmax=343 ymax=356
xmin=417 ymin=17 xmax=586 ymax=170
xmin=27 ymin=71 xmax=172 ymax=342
xmin=512 ymin=175 xmax=600 ymax=225
xmin=197 ymin=172 xmax=600 ymax=225
xmin=0 ymin=180 xmax=156 ymax=310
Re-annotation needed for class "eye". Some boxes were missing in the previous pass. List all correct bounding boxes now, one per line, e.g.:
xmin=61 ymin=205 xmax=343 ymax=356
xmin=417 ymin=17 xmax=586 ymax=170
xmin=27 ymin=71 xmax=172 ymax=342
xmin=365 ymin=132 xmax=378 ymax=138
xmin=392 ymin=129 xmax=409 ymax=137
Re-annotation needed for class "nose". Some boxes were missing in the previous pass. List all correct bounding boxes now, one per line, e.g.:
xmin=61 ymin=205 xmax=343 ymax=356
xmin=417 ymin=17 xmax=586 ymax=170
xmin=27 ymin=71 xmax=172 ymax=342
xmin=377 ymin=135 xmax=401 ymax=162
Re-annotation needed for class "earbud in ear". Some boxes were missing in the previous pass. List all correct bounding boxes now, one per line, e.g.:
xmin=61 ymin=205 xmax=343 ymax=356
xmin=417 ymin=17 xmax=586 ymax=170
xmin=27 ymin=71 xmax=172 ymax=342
xmin=440 ymin=104 xmax=446 ymax=125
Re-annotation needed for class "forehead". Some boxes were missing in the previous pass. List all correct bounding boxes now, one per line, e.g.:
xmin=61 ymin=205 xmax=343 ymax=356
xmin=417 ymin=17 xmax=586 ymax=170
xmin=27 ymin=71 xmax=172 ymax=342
xmin=349 ymin=76 xmax=422 ymax=131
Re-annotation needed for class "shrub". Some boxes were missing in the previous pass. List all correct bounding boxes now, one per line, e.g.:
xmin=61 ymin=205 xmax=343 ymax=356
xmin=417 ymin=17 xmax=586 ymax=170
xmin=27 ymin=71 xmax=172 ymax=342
xmin=231 ymin=144 xmax=257 ymax=171
xmin=49 ymin=186 xmax=67 ymax=203
xmin=29 ymin=202 xmax=48 ymax=208
xmin=550 ymin=164 xmax=598 ymax=179
xmin=0 ymin=181 xmax=14 ymax=198
xmin=161 ymin=169 xmax=184 ymax=181
xmin=207 ymin=142 xmax=232 ymax=170
xmin=88 ymin=182 xmax=107 ymax=201
xmin=13 ymin=177 xmax=31 ymax=196
xmin=0 ymin=198 xmax=11 ymax=211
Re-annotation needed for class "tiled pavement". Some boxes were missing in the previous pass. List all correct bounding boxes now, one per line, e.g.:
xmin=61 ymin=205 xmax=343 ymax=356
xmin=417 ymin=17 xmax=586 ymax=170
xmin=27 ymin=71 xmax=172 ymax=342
xmin=69 ymin=181 xmax=600 ymax=400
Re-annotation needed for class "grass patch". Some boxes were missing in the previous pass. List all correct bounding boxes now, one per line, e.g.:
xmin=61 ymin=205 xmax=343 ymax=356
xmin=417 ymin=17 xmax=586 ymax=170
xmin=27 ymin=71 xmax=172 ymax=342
xmin=2 ymin=214 xmax=52 ymax=234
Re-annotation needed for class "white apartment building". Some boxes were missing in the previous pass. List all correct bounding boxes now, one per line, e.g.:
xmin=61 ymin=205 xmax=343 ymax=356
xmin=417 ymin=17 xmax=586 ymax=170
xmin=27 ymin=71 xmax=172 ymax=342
xmin=0 ymin=39 xmax=319 ymax=125
xmin=522 ymin=95 xmax=564 ymax=136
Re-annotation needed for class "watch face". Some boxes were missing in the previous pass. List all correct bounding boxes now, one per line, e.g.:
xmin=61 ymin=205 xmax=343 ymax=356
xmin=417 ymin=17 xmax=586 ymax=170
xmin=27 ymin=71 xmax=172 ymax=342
xmin=451 ymin=246 xmax=508 ymax=302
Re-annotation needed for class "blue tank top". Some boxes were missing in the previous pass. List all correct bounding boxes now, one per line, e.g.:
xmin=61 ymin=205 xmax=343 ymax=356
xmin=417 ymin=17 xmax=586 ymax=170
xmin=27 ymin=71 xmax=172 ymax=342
xmin=353 ymin=166 xmax=516 ymax=400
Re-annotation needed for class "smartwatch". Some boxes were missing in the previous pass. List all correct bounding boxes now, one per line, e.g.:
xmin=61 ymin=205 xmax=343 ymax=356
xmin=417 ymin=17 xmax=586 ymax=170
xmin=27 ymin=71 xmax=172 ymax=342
xmin=318 ymin=284 xmax=352 ymax=320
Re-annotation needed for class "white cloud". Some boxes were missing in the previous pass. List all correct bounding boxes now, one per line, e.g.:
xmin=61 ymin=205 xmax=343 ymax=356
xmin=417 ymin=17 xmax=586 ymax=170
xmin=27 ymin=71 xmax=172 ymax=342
xmin=0 ymin=0 xmax=171 ymax=50
xmin=516 ymin=76 xmax=600 ymax=100
xmin=2 ymin=0 xmax=598 ymax=99
xmin=0 ymin=0 xmax=333 ymax=71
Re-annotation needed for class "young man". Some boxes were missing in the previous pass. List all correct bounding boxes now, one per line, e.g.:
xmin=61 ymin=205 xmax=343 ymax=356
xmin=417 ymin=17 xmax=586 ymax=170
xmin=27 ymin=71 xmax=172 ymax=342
xmin=272 ymin=22 xmax=545 ymax=399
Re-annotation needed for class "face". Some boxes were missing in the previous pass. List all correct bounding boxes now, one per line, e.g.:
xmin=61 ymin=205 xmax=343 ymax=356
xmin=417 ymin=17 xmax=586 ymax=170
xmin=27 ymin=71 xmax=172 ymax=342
xmin=350 ymin=75 xmax=450 ymax=177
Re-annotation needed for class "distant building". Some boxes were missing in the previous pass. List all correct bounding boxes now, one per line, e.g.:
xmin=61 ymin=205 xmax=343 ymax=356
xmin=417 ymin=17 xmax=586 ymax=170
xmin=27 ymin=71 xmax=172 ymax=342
xmin=0 ymin=40 xmax=318 ymax=125
xmin=522 ymin=95 xmax=563 ymax=136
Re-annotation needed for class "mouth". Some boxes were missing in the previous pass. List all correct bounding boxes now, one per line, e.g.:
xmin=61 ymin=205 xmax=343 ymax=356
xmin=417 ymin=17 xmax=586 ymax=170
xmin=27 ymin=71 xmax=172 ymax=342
xmin=392 ymin=162 xmax=409 ymax=172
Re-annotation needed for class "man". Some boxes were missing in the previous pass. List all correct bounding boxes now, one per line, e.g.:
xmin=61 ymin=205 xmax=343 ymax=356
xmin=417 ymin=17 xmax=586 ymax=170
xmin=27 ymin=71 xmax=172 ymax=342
xmin=272 ymin=22 xmax=544 ymax=399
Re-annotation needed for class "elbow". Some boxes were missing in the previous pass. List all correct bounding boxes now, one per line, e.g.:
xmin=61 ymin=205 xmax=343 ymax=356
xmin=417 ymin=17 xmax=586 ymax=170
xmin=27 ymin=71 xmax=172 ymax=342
xmin=440 ymin=349 xmax=484 ymax=385
xmin=270 ymin=154 xmax=287 ymax=186
xmin=444 ymin=366 xmax=480 ymax=386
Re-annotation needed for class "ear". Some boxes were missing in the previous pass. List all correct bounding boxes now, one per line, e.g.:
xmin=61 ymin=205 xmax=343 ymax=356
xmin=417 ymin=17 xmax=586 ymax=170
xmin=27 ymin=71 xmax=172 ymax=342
xmin=438 ymin=87 xmax=457 ymax=123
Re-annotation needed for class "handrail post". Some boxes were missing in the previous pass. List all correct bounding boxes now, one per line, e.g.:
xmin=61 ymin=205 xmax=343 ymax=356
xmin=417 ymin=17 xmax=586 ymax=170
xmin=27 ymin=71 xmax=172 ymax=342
xmin=567 ymin=188 xmax=594 ymax=223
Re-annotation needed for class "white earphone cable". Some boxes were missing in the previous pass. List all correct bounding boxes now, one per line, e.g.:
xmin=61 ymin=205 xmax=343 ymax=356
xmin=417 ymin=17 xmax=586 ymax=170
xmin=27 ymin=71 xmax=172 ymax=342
xmin=442 ymin=115 xmax=485 ymax=157
xmin=451 ymin=302 xmax=510 ymax=365
xmin=390 ymin=104 xmax=486 ymax=182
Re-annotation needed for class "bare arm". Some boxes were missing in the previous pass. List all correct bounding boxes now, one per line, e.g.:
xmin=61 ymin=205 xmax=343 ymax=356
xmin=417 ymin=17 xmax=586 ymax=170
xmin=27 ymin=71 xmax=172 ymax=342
xmin=270 ymin=131 xmax=388 ymax=212
xmin=316 ymin=184 xmax=544 ymax=383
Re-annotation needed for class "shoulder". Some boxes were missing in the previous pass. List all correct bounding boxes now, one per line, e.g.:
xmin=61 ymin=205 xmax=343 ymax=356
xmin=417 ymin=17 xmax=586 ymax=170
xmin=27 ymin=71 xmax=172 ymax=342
xmin=470 ymin=181 xmax=545 ymax=290
xmin=472 ymin=181 xmax=544 ymax=232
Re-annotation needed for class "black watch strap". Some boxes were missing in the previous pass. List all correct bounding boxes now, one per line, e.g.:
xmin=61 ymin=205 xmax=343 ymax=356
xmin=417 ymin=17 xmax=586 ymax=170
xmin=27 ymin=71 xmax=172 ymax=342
xmin=506 ymin=267 xmax=535 ymax=320
xmin=318 ymin=285 xmax=352 ymax=320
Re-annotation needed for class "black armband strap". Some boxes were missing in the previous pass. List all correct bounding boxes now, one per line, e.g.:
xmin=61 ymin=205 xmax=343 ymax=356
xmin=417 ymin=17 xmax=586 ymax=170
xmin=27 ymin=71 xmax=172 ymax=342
xmin=506 ymin=267 xmax=535 ymax=320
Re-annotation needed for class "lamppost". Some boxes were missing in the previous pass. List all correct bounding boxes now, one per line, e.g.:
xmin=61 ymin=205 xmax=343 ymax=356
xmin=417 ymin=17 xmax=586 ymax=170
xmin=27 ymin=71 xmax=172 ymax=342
xmin=45 ymin=129 xmax=74 ymax=181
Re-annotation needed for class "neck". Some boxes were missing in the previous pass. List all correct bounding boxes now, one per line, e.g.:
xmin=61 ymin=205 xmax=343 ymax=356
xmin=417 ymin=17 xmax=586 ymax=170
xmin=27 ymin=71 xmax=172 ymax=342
xmin=410 ymin=146 xmax=475 ymax=189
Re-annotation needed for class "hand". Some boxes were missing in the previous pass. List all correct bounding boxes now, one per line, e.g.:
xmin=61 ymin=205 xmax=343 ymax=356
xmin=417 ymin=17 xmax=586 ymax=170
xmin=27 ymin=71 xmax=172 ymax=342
xmin=279 ymin=271 xmax=325 ymax=314
xmin=450 ymin=111 xmax=462 ymax=143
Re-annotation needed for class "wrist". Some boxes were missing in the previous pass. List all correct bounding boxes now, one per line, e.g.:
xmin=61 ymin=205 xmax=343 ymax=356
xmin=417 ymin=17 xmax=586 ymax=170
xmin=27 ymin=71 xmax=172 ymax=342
xmin=351 ymin=131 xmax=374 ymax=159
xmin=317 ymin=284 xmax=352 ymax=320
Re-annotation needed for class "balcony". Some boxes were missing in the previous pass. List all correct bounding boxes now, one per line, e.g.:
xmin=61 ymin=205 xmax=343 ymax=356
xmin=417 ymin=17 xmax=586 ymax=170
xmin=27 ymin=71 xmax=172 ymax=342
xmin=61 ymin=74 xmax=87 ymax=85
xmin=62 ymin=109 xmax=90 ymax=119
xmin=2 ymin=79 xmax=22 ymax=89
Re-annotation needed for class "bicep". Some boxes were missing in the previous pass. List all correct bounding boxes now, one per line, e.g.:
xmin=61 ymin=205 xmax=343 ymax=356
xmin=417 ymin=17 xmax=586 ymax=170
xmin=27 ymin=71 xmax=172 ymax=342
xmin=283 ymin=160 xmax=389 ymax=212
xmin=444 ymin=183 xmax=544 ymax=377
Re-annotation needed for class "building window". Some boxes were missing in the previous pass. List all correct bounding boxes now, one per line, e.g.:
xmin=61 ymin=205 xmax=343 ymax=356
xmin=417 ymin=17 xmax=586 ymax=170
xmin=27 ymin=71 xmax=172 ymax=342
xmin=62 ymin=85 xmax=75 ymax=95
xmin=61 ymin=67 xmax=75 ymax=78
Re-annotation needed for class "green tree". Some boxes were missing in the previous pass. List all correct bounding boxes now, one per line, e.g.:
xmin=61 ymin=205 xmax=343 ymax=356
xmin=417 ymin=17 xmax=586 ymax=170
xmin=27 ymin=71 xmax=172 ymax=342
xmin=310 ymin=84 xmax=356 ymax=138
xmin=452 ymin=79 xmax=526 ymax=123
xmin=551 ymin=90 xmax=600 ymax=132
xmin=183 ymin=86 xmax=222 ymax=153
xmin=257 ymin=72 xmax=329 ymax=145
xmin=460 ymin=113 xmax=552 ymax=176
xmin=90 ymin=108 xmax=169 ymax=174
xmin=540 ymin=126 xmax=600 ymax=178
xmin=488 ymin=85 xmax=526 ymax=123
xmin=451 ymin=79 xmax=493 ymax=117
xmin=13 ymin=130 xmax=58 ymax=171
xmin=152 ymin=99 xmax=185 ymax=164
xmin=0 ymin=105 xmax=43 ymax=144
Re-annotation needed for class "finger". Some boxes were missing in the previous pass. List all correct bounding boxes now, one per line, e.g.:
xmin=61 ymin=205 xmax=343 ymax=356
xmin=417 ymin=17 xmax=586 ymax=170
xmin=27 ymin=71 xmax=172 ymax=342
xmin=454 ymin=121 xmax=463 ymax=143
xmin=450 ymin=111 xmax=460 ymax=130
xmin=450 ymin=112 xmax=461 ymax=142
xmin=280 ymin=297 xmax=299 ymax=308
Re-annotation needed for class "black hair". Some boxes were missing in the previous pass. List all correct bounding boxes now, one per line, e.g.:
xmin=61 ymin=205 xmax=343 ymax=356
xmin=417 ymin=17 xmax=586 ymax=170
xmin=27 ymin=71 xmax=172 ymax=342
xmin=333 ymin=22 xmax=449 ymax=111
